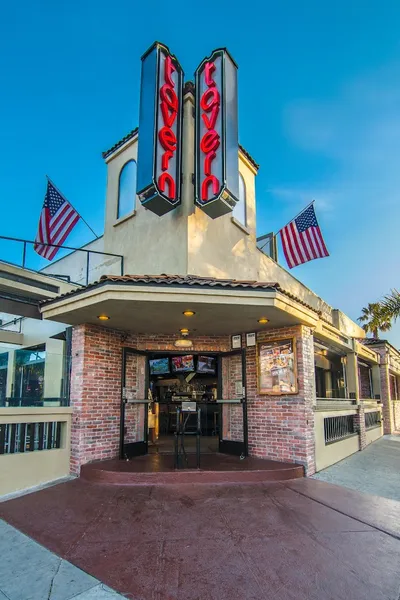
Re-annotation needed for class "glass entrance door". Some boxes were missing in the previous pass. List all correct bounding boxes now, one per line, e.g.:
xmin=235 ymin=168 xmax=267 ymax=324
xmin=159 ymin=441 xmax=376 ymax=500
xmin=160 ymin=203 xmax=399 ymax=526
xmin=218 ymin=349 xmax=248 ymax=457
xmin=120 ymin=348 xmax=149 ymax=459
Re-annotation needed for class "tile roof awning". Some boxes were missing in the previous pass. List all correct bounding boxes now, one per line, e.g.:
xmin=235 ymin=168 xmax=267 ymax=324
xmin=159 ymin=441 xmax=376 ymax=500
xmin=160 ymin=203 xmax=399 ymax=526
xmin=39 ymin=273 xmax=321 ymax=334
xmin=40 ymin=273 xmax=321 ymax=315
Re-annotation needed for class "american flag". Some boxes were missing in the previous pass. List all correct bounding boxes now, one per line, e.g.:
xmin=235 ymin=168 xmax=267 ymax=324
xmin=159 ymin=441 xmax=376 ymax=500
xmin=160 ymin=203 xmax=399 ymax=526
xmin=34 ymin=181 xmax=80 ymax=261
xmin=280 ymin=203 xmax=329 ymax=269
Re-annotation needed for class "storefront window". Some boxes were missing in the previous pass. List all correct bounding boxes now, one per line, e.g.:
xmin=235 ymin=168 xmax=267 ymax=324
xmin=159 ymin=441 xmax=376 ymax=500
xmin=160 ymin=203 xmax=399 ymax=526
xmin=233 ymin=173 xmax=247 ymax=226
xmin=0 ymin=352 xmax=8 ymax=405
xmin=117 ymin=160 xmax=137 ymax=219
xmin=13 ymin=346 xmax=45 ymax=405
xmin=314 ymin=344 xmax=346 ymax=399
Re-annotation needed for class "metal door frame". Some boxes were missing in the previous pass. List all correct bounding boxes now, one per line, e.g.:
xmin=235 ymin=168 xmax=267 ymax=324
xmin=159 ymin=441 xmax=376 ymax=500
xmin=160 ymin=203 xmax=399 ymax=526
xmin=119 ymin=347 xmax=150 ymax=459
xmin=217 ymin=348 xmax=248 ymax=457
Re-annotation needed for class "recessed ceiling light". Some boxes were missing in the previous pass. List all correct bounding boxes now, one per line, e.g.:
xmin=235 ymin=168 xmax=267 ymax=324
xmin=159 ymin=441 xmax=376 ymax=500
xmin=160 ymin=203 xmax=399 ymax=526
xmin=97 ymin=315 xmax=110 ymax=321
xmin=258 ymin=318 xmax=269 ymax=324
xmin=183 ymin=310 xmax=195 ymax=317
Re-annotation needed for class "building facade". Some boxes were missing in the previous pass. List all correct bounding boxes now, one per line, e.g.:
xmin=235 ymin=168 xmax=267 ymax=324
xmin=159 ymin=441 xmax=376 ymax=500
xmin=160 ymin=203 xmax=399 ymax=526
xmin=0 ymin=44 xmax=396 ymax=496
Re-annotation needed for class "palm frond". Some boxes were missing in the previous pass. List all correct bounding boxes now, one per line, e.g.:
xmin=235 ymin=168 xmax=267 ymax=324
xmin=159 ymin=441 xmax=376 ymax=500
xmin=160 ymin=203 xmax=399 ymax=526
xmin=381 ymin=289 xmax=400 ymax=321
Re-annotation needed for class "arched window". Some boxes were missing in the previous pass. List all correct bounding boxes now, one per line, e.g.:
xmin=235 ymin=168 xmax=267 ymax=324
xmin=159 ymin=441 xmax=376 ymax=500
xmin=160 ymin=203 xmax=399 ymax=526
xmin=233 ymin=173 xmax=247 ymax=226
xmin=117 ymin=160 xmax=137 ymax=219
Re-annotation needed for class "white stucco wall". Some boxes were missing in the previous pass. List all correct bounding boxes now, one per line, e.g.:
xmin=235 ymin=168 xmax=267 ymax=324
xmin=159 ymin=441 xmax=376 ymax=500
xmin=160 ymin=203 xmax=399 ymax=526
xmin=40 ymin=237 xmax=116 ymax=285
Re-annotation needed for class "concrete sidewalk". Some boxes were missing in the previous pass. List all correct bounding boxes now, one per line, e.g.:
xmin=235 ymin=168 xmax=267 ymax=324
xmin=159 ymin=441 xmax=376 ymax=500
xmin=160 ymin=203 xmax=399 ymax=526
xmin=0 ymin=520 xmax=124 ymax=600
xmin=313 ymin=435 xmax=400 ymax=501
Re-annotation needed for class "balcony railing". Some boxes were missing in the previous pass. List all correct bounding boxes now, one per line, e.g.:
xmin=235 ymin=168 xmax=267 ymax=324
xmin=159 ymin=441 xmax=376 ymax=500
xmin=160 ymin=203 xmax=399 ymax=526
xmin=0 ymin=235 xmax=124 ymax=286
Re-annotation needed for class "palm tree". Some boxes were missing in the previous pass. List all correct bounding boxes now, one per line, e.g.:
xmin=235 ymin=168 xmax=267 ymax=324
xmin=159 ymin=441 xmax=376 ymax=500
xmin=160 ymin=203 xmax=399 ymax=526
xmin=358 ymin=302 xmax=392 ymax=339
xmin=381 ymin=289 xmax=400 ymax=321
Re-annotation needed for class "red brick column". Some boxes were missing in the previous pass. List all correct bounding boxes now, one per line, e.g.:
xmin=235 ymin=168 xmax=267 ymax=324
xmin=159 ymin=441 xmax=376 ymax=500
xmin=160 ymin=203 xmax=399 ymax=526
xmin=355 ymin=403 xmax=367 ymax=450
xmin=70 ymin=324 xmax=125 ymax=474
xmin=245 ymin=325 xmax=316 ymax=475
xmin=371 ymin=346 xmax=394 ymax=434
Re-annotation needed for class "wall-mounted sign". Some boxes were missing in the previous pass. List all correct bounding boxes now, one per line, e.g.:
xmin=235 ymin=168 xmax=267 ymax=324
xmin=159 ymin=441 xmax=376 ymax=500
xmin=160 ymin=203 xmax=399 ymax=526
xmin=231 ymin=334 xmax=241 ymax=349
xmin=257 ymin=338 xmax=298 ymax=395
xmin=136 ymin=42 xmax=183 ymax=216
xmin=195 ymin=48 xmax=239 ymax=219
xmin=246 ymin=332 xmax=256 ymax=347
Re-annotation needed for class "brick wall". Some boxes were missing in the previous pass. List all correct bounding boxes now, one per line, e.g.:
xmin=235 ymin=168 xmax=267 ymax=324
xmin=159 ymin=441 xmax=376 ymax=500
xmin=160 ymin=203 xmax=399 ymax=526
xmin=70 ymin=324 xmax=124 ymax=474
xmin=366 ymin=344 xmax=394 ymax=434
xmin=394 ymin=401 xmax=400 ymax=431
xmin=70 ymin=325 xmax=230 ymax=474
xmin=358 ymin=365 xmax=372 ymax=399
xmin=354 ymin=403 xmax=367 ymax=450
xmin=70 ymin=324 xmax=317 ymax=475
xmin=245 ymin=325 xmax=316 ymax=475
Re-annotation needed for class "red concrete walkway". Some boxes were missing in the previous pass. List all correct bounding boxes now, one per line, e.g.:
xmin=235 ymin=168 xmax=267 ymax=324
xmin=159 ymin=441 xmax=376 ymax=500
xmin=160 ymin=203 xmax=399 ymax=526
xmin=1 ymin=478 xmax=400 ymax=600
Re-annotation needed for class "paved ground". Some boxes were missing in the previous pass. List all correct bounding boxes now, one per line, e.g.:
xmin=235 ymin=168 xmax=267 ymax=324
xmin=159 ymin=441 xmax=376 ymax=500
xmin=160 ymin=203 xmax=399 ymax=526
xmin=1 ymin=478 xmax=400 ymax=600
xmin=313 ymin=435 xmax=400 ymax=501
xmin=0 ymin=519 xmax=124 ymax=599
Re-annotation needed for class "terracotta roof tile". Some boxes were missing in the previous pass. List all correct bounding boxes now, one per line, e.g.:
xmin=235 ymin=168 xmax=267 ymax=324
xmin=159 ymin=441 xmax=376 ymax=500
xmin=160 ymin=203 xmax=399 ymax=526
xmin=100 ymin=274 xmax=277 ymax=289
xmin=102 ymin=128 xmax=138 ymax=159
xmin=239 ymin=145 xmax=259 ymax=171
xmin=39 ymin=273 xmax=321 ymax=316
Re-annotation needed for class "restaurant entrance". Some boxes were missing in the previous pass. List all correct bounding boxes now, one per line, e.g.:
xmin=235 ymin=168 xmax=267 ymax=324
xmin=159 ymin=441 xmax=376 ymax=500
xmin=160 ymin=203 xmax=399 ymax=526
xmin=120 ymin=347 xmax=248 ymax=462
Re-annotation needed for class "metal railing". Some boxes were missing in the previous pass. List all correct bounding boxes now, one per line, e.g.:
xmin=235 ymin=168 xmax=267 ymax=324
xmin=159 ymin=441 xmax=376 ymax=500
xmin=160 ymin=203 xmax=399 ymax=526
xmin=324 ymin=414 xmax=356 ymax=444
xmin=0 ymin=421 xmax=62 ymax=454
xmin=0 ymin=316 xmax=23 ymax=333
xmin=365 ymin=411 xmax=381 ymax=429
xmin=0 ymin=235 xmax=124 ymax=286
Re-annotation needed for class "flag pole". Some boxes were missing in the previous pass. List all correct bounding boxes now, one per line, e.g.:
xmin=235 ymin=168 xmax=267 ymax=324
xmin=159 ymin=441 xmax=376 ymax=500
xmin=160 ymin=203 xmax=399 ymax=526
xmin=45 ymin=175 xmax=99 ymax=239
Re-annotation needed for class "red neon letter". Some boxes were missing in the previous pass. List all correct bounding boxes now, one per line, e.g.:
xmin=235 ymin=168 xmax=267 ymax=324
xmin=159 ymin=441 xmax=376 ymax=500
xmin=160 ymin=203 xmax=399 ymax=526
xmin=202 ymin=175 xmax=220 ymax=201
xmin=164 ymin=55 xmax=175 ymax=87
xmin=160 ymin=84 xmax=178 ymax=127
xmin=160 ymin=84 xmax=178 ymax=112
xmin=200 ymin=87 xmax=220 ymax=112
xmin=158 ymin=172 xmax=176 ymax=199
xmin=202 ymin=105 xmax=219 ymax=130
xmin=205 ymin=62 xmax=216 ymax=87
xmin=204 ymin=151 xmax=216 ymax=176
xmin=159 ymin=127 xmax=177 ymax=152
xmin=200 ymin=130 xmax=220 ymax=155
xmin=161 ymin=150 xmax=174 ymax=171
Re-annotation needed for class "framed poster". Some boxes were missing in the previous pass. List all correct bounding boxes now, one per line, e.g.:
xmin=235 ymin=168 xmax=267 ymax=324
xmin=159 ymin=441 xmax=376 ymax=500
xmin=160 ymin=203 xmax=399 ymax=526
xmin=257 ymin=338 xmax=297 ymax=395
xmin=246 ymin=332 xmax=256 ymax=347
xmin=231 ymin=334 xmax=241 ymax=349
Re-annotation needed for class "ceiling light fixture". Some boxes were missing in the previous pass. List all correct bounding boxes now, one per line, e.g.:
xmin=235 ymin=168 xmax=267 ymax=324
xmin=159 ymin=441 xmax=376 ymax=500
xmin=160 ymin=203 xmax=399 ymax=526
xmin=183 ymin=310 xmax=195 ymax=317
xmin=258 ymin=317 xmax=269 ymax=324
xmin=174 ymin=338 xmax=193 ymax=348
xmin=180 ymin=328 xmax=189 ymax=334
xmin=97 ymin=315 xmax=110 ymax=321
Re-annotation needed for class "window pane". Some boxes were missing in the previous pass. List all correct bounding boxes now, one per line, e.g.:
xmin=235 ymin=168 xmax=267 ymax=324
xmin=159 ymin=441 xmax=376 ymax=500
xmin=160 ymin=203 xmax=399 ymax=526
xmin=117 ymin=160 xmax=137 ymax=219
xmin=233 ymin=173 xmax=246 ymax=225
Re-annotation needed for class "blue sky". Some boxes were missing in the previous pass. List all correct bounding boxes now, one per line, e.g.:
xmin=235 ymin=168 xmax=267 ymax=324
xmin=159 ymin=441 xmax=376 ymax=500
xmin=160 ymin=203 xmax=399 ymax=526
xmin=1 ymin=0 xmax=400 ymax=343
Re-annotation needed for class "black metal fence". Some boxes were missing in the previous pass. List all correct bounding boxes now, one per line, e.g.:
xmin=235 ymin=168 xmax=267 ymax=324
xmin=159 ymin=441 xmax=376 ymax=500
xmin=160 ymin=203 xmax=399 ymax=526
xmin=0 ymin=235 xmax=124 ymax=286
xmin=324 ymin=414 xmax=355 ymax=444
xmin=0 ymin=421 xmax=62 ymax=454
xmin=365 ymin=411 xmax=381 ymax=429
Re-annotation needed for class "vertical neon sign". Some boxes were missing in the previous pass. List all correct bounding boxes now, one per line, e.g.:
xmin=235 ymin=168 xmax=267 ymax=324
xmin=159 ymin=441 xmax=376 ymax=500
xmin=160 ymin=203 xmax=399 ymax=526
xmin=195 ymin=49 xmax=239 ymax=218
xmin=137 ymin=42 xmax=183 ymax=216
